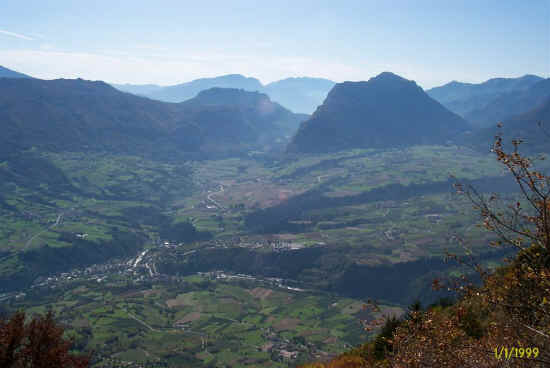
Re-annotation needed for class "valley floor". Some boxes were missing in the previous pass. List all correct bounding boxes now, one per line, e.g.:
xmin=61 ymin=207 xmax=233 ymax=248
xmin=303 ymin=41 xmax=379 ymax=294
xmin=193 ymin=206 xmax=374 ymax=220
xmin=0 ymin=144 xmax=532 ymax=367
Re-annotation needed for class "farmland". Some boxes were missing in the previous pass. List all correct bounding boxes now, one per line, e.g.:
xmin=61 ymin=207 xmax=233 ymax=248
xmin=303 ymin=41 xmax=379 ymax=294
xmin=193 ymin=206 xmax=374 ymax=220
xmin=0 ymin=144 xmax=531 ymax=366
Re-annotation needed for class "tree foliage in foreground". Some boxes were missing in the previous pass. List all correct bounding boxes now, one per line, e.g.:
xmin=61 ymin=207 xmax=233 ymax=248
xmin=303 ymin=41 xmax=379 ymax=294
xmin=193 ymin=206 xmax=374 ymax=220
xmin=0 ymin=310 xmax=90 ymax=368
xmin=301 ymin=129 xmax=550 ymax=367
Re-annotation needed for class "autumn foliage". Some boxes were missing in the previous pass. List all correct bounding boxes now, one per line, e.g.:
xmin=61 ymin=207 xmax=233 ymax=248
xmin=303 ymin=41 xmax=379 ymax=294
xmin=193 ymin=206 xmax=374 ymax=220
xmin=301 ymin=130 xmax=550 ymax=367
xmin=0 ymin=310 xmax=90 ymax=368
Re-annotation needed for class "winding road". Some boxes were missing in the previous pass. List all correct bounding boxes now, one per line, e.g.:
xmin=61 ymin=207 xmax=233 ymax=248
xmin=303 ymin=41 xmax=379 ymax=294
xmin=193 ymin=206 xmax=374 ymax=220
xmin=206 ymin=184 xmax=225 ymax=209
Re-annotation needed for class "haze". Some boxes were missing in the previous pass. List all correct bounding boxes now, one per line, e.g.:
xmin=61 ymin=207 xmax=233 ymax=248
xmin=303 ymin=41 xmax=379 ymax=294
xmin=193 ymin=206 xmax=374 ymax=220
xmin=1 ymin=0 xmax=548 ymax=88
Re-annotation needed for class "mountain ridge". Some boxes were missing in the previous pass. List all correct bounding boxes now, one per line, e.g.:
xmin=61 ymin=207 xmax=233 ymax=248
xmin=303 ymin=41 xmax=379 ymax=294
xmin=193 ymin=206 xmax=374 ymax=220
xmin=0 ymin=78 xmax=306 ymax=159
xmin=288 ymin=72 xmax=470 ymax=153
xmin=470 ymin=95 xmax=550 ymax=153
xmin=111 ymin=74 xmax=335 ymax=114
xmin=0 ymin=65 xmax=32 ymax=79
xmin=427 ymin=74 xmax=544 ymax=124
xmin=463 ymin=78 xmax=550 ymax=128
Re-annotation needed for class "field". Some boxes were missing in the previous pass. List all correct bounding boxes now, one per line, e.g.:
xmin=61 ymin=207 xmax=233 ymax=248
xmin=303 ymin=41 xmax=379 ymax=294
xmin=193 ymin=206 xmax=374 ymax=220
xmin=0 ymin=143 xmax=534 ymax=366
xmin=9 ymin=271 xmax=402 ymax=367
xmin=166 ymin=145 xmax=516 ymax=264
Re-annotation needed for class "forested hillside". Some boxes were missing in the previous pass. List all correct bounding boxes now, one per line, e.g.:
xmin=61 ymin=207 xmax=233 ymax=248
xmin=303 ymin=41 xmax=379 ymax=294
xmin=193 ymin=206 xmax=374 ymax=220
xmin=300 ymin=134 xmax=550 ymax=367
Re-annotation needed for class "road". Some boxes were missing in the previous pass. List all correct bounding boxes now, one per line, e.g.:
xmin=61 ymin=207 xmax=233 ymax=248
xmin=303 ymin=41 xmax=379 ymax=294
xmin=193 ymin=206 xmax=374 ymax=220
xmin=124 ymin=309 xmax=159 ymax=332
xmin=24 ymin=213 xmax=64 ymax=249
xmin=317 ymin=174 xmax=331 ymax=183
xmin=206 ymin=184 xmax=225 ymax=209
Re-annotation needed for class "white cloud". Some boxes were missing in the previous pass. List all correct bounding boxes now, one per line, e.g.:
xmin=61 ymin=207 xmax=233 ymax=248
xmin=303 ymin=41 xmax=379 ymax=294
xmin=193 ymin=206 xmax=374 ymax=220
xmin=0 ymin=30 xmax=34 ymax=41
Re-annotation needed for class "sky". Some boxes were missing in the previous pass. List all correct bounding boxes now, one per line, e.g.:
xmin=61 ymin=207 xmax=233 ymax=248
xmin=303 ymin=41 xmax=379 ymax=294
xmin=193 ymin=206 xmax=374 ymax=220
xmin=1 ymin=0 xmax=549 ymax=89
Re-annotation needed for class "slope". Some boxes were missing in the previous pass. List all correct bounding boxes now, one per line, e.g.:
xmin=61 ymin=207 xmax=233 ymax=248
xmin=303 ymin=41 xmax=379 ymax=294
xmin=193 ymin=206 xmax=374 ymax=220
xmin=471 ymin=96 xmax=550 ymax=153
xmin=145 ymin=74 xmax=263 ymax=103
xmin=426 ymin=74 xmax=543 ymax=119
xmin=464 ymin=78 xmax=550 ymax=129
xmin=264 ymin=77 xmax=335 ymax=114
xmin=288 ymin=72 xmax=469 ymax=153
xmin=0 ymin=65 xmax=32 ymax=79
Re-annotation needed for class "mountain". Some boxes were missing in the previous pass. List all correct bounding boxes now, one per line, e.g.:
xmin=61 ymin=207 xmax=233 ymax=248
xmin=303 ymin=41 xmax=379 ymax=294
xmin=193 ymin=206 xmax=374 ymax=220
xmin=464 ymin=78 xmax=550 ymax=128
xmin=471 ymin=96 xmax=550 ymax=153
xmin=0 ymin=65 xmax=31 ymax=79
xmin=182 ymin=88 xmax=308 ymax=138
xmin=145 ymin=74 xmax=263 ymax=103
xmin=0 ymin=78 xmax=304 ymax=160
xmin=287 ymin=72 xmax=470 ymax=153
xmin=0 ymin=78 xmax=192 ymax=160
xmin=264 ymin=77 xmax=335 ymax=114
xmin=110 ymin=75 xmax=334 ymax=114
xmin=427 ymin=75 xmax=543 ymax=121
xmin=110 ymin=83 xmax=163 ymax=96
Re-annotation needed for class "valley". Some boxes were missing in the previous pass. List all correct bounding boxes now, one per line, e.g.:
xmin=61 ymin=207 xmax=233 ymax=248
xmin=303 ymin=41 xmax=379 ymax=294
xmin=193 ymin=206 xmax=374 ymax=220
xmin=0 ymin=142 xmax=526 ymax=366
xmin=0 ymin=68 xmax=548 ymax=367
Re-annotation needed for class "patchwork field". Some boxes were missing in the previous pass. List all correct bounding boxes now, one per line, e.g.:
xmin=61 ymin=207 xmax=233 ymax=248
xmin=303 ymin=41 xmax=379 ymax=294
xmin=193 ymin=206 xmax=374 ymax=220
xmin=9 ymin=273 xmax=401 ymax=367
xmin=0 ymin=143 xmax=533 ymax=366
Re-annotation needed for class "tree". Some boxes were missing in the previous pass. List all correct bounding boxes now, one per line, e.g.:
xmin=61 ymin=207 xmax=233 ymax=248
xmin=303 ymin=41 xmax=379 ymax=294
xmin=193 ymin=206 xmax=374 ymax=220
xmin=299 ymin=127 xmax=550 ymax=367
xmin=0 ymin=310 xmax=90 ymax=368
xmin=389 ymin=129 xmax=550 ymax=366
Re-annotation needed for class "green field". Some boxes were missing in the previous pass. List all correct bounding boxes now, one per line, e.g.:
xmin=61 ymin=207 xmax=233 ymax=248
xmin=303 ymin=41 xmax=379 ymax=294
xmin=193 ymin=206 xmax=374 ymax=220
xmin=9 ymin=273 xmax=400 ymax=367
xmin=0 ymin=144 xmax=530 ymax=366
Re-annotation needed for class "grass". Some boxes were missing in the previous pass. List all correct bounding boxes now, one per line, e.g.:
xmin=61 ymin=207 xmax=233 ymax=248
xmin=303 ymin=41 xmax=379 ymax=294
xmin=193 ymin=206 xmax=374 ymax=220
xmin=9 ymin=274 xmax=391 ymax=367
xmin=1 ymin=144 xmax=529 ymax=366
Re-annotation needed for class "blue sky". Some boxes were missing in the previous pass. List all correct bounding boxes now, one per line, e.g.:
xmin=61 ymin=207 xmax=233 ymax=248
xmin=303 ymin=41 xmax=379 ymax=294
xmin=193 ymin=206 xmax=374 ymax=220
xmin=1 ymin=0 xmax=548 ymax=88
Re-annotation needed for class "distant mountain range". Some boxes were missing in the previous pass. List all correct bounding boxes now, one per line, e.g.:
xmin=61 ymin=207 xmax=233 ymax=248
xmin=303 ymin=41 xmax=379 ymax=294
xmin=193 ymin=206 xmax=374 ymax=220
xmin=288 ymin=72 xmax=470 ymax=153
xmin=143 ymin=74 xmax=264 ymax=103
xmin=109 ymin=83 xmax=163 ymax=96
xmin=182 ymin=87 xmax=309 ymax=140
xmin=427 ymin=75 xmax=545 ymax=127
xmin=463 ymin=78 xmax=550 ymax=129
xmin=112 ymin=74 xmax=335 ymax=114
xmin=264 ymin=77 xmax=336 ymax=114
xmin=0 ymin=65 xmax=32 ymax=79
xmin=0 ymin=78 xmax=307 ymax=160
xmin=470 ymin=96 xmax=550 ymax=153
xmin=3 ymin=65 xmax=548 ymax=156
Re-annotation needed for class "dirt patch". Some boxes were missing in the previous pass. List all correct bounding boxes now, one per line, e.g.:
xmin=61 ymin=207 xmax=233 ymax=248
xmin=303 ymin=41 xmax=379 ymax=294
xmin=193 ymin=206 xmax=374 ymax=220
xmin=226 ymin=182 xmax=302 ymax=208
xmin=72 ymin=318 xmax=90 ymax=328
xmin=261 ymin=342 xmax=274 ymax=352
xmin=299 ymin=329 xmax=316 ymax=337
xmin=277 ymin=190 xmax=292 ymax=201
xmin=275 ymin=233 xmax=299 ymax=240
xmin=357 ymin=305 xmax=404 ymax=321
xmin=166 ymin=296 xmax=193 ymax=308
xmin=273 ymin=318 xmax=301 ymax=331
xmin=177 ymin=312 xmax=202 ymax=324
xmin=120 ymin=291 xmax=144 ymax=298
xmin=219 ymin=297 xmax=240 ymax=304
xmin=323 ymin=336 xmax=338 ymax=344
xmin=378 ymin=306 xmax=405 ymax=319
xmin=305 ymin=232 xmax=324 ymax=240
xmin=249 ymin=287 xmax=273 ymax=300
xmin=325 ymin=190 xmax=357 ymax=198
xmin=120 ymin=288 xmax=160 ymax=299
xmin=195 ymin=352 xmax=209 ymax=360
xmin=73 ymin=286 xmax=88 ymax=294
xmin=342 ymin=301 xmax=366 ymax=315
xmin=142 ymin=289 xmax=161 ymax=297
